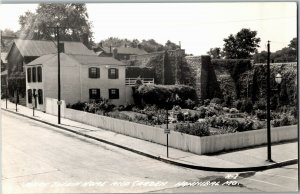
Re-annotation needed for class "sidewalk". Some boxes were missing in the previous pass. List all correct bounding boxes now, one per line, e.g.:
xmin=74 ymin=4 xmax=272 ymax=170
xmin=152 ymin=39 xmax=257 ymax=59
xmin=1 ymin=100 xmax=298 ymax=172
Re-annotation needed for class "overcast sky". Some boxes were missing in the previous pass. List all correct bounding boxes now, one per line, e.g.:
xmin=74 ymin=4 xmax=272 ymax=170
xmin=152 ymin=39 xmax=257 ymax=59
xmin=0 ymin=2 xmax=297 ymax=55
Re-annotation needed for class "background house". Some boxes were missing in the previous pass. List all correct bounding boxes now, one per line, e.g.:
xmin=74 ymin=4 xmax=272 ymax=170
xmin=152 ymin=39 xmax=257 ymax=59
xmin=95 ymin=44 xmax=148 ymax=60
xmin=25 ymin=53 xmax=128 ymax=111
xmin=1 ymin=52 xmax=8 ymax=97
xmin=6 ymin=39 xmax=96 ymax=105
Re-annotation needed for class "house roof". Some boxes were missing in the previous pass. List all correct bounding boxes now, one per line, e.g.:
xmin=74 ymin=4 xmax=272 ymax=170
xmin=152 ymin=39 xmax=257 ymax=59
xmin=70 ymin=55 xmax=125 ymax=65
xmin=9 ymin=39 xmax=96 ymax=58
xmin=101 ymin=46 xmax=147 ymax=55
xmin=27 ymin=53 xmax=125 ymax=66
xmin=1 ymin=53 xmax=7 ymax=63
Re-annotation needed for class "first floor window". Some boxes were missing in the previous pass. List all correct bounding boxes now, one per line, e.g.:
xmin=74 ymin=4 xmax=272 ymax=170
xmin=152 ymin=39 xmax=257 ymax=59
xmin=38 ymin=89 xmax=43 ymax=104
xmin=89 ymin=89 xmax=100 ymax=99
xmin=109 ymin=88 xmax=119 ymax=99
xmin=28 ymin=89 xmax=32 ymax=103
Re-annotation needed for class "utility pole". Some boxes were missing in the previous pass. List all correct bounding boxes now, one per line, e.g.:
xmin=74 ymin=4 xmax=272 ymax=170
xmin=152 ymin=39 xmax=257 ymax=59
xmin=56 ymin=25 xmax=61 ymax=124
xmin=267 ymin=40 xmax=272 ymax=162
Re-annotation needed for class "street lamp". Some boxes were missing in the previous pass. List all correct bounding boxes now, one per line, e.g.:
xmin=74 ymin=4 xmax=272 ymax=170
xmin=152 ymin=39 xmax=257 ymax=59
xmin=275 ymin=73 xmax=282 ymax=84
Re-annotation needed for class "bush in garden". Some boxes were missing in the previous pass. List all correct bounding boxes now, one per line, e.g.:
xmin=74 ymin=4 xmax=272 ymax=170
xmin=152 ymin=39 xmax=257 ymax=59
xmin=197 ymin=106 xmax=206 ymax=118
xmin=174 ymin=122 xmax=210 ymax=137
xmin=176 ymin=112 xmax=184 ymax=121
xmin=256 ymin=110 xmax=266 ymax=120
xmin=240 ymin=99 xmax=253 ymax=114
xmin=233 ymin=100 xmax=243 ymax=110
xmin=254 ymin=98 xmax=266 ymax=110
xmin=235 ymin=119 xmax=254 ymax=132
xmin=134 ymin=84 xmax=197 ymax=108
xmin=70 ymin=101 xmax=86 ymax=111
xmin=204 ymin=99 xmax=210 ymax=106
xmin=229 ymin=108 xmax=238 ymax=113
xmin=223 ymin=107 xmax=230 ymax=113
xmin=290 ymin=106 xmax=297 ymax=119
xmin=210 ymin=98 xmax=222 ymax=105
xmin=223 ymin=95 xmax=232 ymax=107
xmin=107 ymin=111 xmax=133 ymax=121
xmin=185 ymin=98 xmax=196 ymax=109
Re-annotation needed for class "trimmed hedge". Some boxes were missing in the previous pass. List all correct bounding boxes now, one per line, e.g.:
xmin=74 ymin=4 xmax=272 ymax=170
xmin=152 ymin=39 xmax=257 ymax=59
xmin=126 ymin=67 xmax=155 ymax=78
xmin=133 ymin=84 xmax=197 ymax=108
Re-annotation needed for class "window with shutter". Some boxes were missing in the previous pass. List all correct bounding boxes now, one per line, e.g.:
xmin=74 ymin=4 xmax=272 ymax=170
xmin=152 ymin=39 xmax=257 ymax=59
xmin=108 ymin=68 xmax=118 ymax=79
xmin=89 ymin=88 xmax=100 ymax=99
xmin=109 ymin=88 xmax=119 ymax=99
xmin=89 ymin=67 xmax=100 ymax=78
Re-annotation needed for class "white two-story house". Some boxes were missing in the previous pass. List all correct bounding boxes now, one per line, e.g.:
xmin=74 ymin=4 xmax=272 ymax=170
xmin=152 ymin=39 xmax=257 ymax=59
xmin=25 ymin=50 xmax=128 ymax=111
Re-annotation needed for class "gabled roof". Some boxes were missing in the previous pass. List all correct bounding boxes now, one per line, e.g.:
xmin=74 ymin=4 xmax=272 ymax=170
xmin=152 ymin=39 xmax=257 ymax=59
xmin=26 ymin=54 xmax=57 ymax=66
xmin=26 ymin=53 xmax=125 ymax=66
xmin=70 ymin=55 xmax=125 ymax=66
xmin=1 ymin=53 xmax=7 ymax=63
xmin=8 ymin=39 xmax=96 ymax=58
xmin=101 ymin=46 xmax=147 ymax=55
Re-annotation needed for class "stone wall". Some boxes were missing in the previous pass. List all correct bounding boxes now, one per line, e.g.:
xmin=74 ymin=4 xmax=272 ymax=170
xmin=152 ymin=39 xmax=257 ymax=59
xmin=127 ymin=49 xmax=186 ymax=85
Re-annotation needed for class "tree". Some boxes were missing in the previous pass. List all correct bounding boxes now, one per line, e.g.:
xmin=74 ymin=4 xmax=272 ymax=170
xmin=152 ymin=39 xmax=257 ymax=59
xmin=140 ymin=39 xmax=164 ymax=53
xmin=18 ymin=3 xmax=94 ymax=47
xmin=164 ymin=40 xmax=180 ymax=50
xmin=223 ymin=28 xmax=261 ymax=59
xmin=207 ymin=47 xmax=221 ymax=59
xmin=253 ymin=50 xmax=268 ymax=63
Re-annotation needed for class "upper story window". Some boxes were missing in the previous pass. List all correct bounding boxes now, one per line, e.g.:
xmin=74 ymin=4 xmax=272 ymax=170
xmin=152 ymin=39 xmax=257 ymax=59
xmin=37 ymin=66 xmax=42 ymax=82
xmin=109 ymin=88 xmax=119 ymax=99
xmin=32 ymin=67 xmax=37 ymax=82
xmin=27 ymin=68 xmax=32 ymax=83
xmin=89 ymin=67 xmax=100 ymax=78
xmin=89 ymin=88 xmax=100 ymax=100
xmin=108 ymin=68 xmax=118 ymax=79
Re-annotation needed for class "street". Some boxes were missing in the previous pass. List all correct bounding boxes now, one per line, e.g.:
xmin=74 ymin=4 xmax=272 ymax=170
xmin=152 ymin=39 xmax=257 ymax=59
xmin=2 ymin=110 xmax=298 ymax=193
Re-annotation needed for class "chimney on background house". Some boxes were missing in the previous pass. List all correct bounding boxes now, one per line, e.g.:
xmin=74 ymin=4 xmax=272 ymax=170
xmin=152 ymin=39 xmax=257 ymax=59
xmin=113 ymin=48 xmax=118 ymax=59
xmin=80 ymin=33 xmax=90 ymax=49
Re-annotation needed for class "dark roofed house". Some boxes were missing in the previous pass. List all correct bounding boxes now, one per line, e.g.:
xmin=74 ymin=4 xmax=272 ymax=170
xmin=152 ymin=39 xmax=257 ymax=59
xmin=6 ymin=39 xmax=96 ymax=105
xmin=96 ymin=45 xmax=148 ymax=60
xmin=1 ymin=52 xmax=8 ymax=97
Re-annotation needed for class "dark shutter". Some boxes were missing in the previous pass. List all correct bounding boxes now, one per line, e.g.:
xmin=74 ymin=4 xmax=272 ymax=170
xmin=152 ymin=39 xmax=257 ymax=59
xmin=96 ymin=89 xmax=100 ymax=99
xmin=96 ymin=68 xmax=100 ymax=78
xmin=89 ymin=89 xmax=92 ymax=99
xmin=38 ymin=89 xmax=43 ymax=104
xmin=37 ymin=66 xmax=42 ymax=82
xmin=28 ymin=89 xmax=32 ymax=103
xmin=115 ymin=89 xmax=119 ymax=98
xmin=27 ymin=68 xmax=31 ymax=83
xmin=89 ymin=68 xmax=92 ymax=78
xmin=115 ymin=69 xmax=119 ymax=79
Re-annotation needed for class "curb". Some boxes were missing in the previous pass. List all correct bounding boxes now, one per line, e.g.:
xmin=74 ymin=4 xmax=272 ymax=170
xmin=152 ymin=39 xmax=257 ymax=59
xmin=2 ymin=108 xmax=298 ymax=172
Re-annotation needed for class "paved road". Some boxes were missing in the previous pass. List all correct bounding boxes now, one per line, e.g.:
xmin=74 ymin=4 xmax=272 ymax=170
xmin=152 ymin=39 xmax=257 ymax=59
xmin=2 ymin=111 xmax=298 ymax=193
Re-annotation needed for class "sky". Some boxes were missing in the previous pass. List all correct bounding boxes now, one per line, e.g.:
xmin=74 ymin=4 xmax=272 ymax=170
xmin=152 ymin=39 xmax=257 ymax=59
xmin=0 ymin=2 xmax=297 ymax=55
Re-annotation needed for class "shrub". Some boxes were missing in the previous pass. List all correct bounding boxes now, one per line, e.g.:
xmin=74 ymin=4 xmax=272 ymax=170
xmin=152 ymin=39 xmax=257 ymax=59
xmin=254 ymin=98 xmax=266 ymax=110
xmin=185 ymin=98 xmax=196 ymax=109
xmin=229 ymin=108 xmax=238 ymax=113
xmin=240 ymin=99 xmax=253 ymax=114
xmin=134 ymin=84 xmax=197 ymax=108
xmin=177 ymin=112 xmax=184 ymax=121
xmin=234 ymin=100 xmax=243 ymax=110
xmin=210 ymin=98 xmax=222 ymax=105
xmin=196 ymin=106 xmax=206 ymax=118
xmin=70 ymin=101 xmax=86 ymax=111
xmin=223 ymin=107 xmax=230 ymax=113
xmin=256 ymin=110 xmax=266 ymax=120
xmin=174 ymin=122 xmax=210 ymax=137
xmin=204 ymin=99 xmax=210 ymax=106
